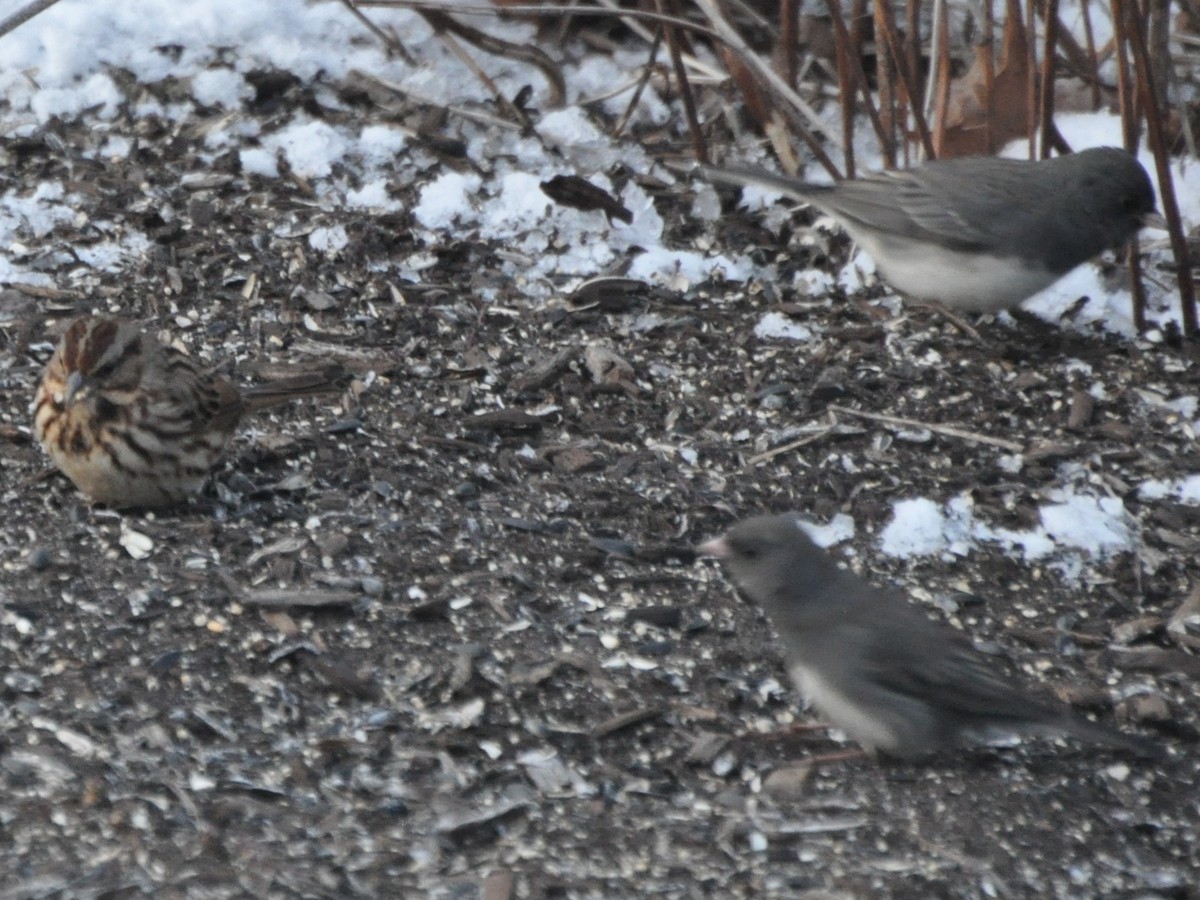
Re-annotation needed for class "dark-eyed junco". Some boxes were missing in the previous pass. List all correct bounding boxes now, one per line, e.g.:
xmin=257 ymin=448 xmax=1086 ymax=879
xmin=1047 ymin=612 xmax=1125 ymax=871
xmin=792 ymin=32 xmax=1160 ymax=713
xmin=698 ymin=513 xmax=1156 ymax=759
xmin=702 ymin=148 xmax=1159 ymax=312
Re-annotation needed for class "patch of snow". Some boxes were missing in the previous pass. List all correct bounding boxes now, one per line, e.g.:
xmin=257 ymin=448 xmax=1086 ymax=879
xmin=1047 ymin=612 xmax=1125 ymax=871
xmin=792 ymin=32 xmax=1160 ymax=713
xmin=800 ymin=513 xmax=857 ymax=548
xmin=879 ymin=496 xmax=976 ymax=557
xmin=754 ymin=312 xmax=812 ymax=342
xmin=881 ymin=489 xmax=1135 ymax=568
xmin=345 ymin=181 xmax=397 ymax=211
xmin=308 ymin=225 xmax=349 ymax=254
xmin=413 ymin=172 xmax=482 ymax=231
xmin=1139 ymin=474 xmax=1200 ymax=505
xmin=191 ymin=68 xmax=251 ymax=108
xmin=261 ymin=118 xmax=352 ymax=180
xmin=239 ymin=148 xmax=279 ymax=178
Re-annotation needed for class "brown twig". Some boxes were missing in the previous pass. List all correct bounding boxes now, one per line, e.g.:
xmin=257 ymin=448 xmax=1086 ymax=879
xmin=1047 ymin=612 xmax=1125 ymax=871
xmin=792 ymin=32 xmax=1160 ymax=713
xmin=398 ymin=0 xmax=724 ymax=55
xmin=874 ymin=0 xmax=936 ymax=160
xmin=1110 ymin=0 xmax=1140 ymax=152
xmin=611 ymin=25 xmax=664 ymax=140
xmin=337 ymin=0 xmax=416 ymax=65
xmin=745 ymin=425 xmax=840 ymax=467
xmin=1024 ymin=0 xmax=1038 ymax=158
xmin=660 ymin=0 xmax=708 ymax=163
xmin=780 ymin=0 xmax=799 ymax=89
xmin=1147 ymin=0 xmax=1172 ymax=113
xmin=1128 ymin=237 xmax=1148 ymax=333
xmin=874 ymin=1 xmax=897 ymax=164
xmin=695 ymin=0 xmax=846 ymax=169
xmin=348 ymin=68 xmax=521 ymax=132
xmin=827 ymin=406 xmax=1025 ymax=451
xmin=905 ymin=0 xmax=923 ymax=121
xmin=1070 ymin=0 xmax=1101 ymax=109
xmin=1116 ymin=0 xmax=1198 ymax=336
xmin=930 ymin=0 xmax=951 ymax=158
xmin=912 ymin=302 xmax=984 ymax=342
xmin=420 ymin=8 xmax=566 ymax=111
xmin=982 ymin=0 xmax=996 ymax=160
xmin=1037 ymin=0 xmax=1060 ymax=159
xmin=431 ymin=24 xmax=535 ymax=132
xmin=826 ymin=0 xmax=889 ymax=173
xmin=831 ymin=5 xmax=857 ymax=178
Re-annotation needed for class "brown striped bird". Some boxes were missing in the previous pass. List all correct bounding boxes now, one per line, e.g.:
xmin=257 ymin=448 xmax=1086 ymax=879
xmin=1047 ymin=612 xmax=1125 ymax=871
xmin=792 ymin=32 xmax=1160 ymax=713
xmin=33 ymin=315 xmax=340 ymax=509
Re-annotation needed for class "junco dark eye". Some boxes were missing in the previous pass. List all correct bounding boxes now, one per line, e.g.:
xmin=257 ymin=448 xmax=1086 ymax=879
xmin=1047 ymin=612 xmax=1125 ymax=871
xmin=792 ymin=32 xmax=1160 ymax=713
xmin=1119 ymin=193 xmax=1142 ymax=213
xmin=731 ymin=539 xmax=759 ymax=560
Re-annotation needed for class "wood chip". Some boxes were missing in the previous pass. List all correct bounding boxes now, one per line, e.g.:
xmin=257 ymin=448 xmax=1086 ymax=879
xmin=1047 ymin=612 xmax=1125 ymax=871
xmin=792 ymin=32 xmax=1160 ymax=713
xmin=240 ymin=589 xmax=358 ymax=608
xmin=590 ymin=705 xmax=664 ymax=737
xmin=509 ymin=348 xmax=574 ymax=393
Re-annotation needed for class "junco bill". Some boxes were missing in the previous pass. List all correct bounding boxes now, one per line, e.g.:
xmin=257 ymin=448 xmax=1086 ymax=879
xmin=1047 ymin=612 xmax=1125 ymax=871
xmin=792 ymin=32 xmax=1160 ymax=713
xmin=698 ymin=513 xmax=1156 ymax=759
xmin=702 ymin=147 xmax=1159 ymax=312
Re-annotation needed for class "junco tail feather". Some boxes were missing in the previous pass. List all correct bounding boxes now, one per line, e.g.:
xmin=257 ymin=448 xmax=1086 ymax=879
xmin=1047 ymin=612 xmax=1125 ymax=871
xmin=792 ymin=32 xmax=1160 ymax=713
xmin=699 ymin=513 xmax=1158 ymax=760
xmin=702 ymin=147 xmax=1159 ymax=313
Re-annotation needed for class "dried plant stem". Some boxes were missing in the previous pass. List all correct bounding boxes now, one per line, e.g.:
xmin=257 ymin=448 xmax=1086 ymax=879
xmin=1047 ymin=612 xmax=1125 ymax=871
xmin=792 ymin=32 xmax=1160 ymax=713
xmin=874 ymin=0 xmax=935 ymax=161
xmin=745 ymin=426 xmax=839 ymax=466
xmin=348 ymin=69 xmax=522 ymax=132
xmin=1024 ymin=0 xmax=1038 ymax=158
xmin=831 ymin=13 xmax=857 ymax=177
xmin=923 ymin=0 xmax=946 ymax=122
xmin=611 ymin=25 xmax=664 ymax=139
xmin=828 ymin=406 xmax=1025 ymax=452
xmin=929 ymin=0 xmax=951 ymax=157
xmin=905 ymin=0 xmax=924 ymax=121
xmin=659 ymin=0 xmax=708 ymax=163
xmin=982 ymin=1 xmax=996 ymax=161
xmin=337 ymin=0 xmax=416 ymax=65
xmin=582 ymin=0 xmax=727 ymax=80
xmin=1115 ymin=0 xmax=1198 ymax=336
xmin=1127 ymin=238 xmax=1149 ymax=333
xmin=1037 ymin=0 xmax=1059 ymax=158
xmin=1111 ymin=0 xmax=1140 ymax=150
xmin=826 ymin=0 xmax=889 ymax=172
xmin=694 ymin=0 xmax=846 ymax=162
xmin=781 ymin=0 xmax=799 ymax=89
xmin=1080 ymin=0 xmax=1101 ymax=107
xmin=421 ymin=8 xmax=566 ymax=109
xmin=0 ymin=0 xmax=61 ymax=40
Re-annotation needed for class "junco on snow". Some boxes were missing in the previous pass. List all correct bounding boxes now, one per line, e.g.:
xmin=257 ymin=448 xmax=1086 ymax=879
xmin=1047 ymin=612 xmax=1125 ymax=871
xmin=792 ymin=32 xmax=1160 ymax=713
xmin=703 ymin=147 xmax=1159 ymax=312
xmin=698 ymin=513 xmax=1156 ymax=759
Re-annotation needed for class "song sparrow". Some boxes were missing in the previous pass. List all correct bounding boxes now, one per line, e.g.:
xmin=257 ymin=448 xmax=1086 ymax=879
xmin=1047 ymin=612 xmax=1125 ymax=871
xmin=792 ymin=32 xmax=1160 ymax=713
xmin=33 ymin=315 xmax=342 ymax=509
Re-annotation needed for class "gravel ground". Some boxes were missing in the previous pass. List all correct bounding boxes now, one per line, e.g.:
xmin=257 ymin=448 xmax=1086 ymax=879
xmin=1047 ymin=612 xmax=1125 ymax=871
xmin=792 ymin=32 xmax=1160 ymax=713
xmin=2 ymin=66 xmax=1199 ymax=900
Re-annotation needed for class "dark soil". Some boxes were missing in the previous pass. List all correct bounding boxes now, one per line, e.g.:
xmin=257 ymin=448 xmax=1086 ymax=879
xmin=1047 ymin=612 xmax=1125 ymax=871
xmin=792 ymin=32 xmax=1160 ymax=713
xmin=2 ymin=75 xmax=1199 ymax=900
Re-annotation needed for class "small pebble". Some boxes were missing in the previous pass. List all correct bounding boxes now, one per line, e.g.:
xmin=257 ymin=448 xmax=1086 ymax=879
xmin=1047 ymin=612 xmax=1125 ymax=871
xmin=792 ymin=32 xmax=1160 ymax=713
xmin=27 ymin=548 xmax=52 ymax=571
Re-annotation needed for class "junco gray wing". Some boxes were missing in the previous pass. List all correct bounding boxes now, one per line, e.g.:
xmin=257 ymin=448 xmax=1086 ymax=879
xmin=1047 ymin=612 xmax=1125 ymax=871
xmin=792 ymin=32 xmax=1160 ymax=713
xmin=699 ymin=512 xmax=1157 ymax=760
xmin=702 ymin=147 xmax=1158 ymax=312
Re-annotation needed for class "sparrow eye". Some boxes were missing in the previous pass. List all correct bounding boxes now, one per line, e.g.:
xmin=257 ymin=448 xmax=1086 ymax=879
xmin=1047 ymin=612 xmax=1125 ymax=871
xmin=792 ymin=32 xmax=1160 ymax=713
xmin=93 ymin=396 xmax=122 ymax=425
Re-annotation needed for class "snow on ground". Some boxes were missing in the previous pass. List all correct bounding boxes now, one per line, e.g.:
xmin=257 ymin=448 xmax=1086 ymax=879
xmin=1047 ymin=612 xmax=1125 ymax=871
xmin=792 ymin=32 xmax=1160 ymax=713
xmin=1 ymin=0 xmax=1197 ymax=576
xmin=0 ymin=1 xmax=696 ymax=293
xmin=878 ymin=490 xmax=1136 ymax=583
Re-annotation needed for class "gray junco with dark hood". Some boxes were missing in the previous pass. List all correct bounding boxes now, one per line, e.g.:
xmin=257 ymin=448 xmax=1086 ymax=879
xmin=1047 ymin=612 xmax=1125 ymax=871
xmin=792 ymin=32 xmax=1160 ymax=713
xmin=703 ymin=147 xmax=1159 ymax=312
xmin=698 ymin=513 xmax=1156 ymax=759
